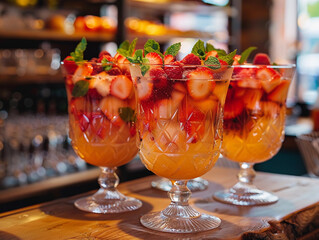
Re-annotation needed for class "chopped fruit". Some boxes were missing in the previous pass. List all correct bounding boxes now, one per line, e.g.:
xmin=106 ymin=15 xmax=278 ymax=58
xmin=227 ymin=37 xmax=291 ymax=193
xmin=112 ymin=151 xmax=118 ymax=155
xmin=261 ymin=76 xmax=282 ymax=93
xmin=110 ymin=75 xmax=133 ymax=100
xmin=181 ymin=53 xmax=201 ymax=65
xmin=164 ymin=54 xmax=175 ymax=64
xmin=242 ymin=89 xmax=263 ymax=110
xmin=63 ymin=57 xmax=78 ymax=75
xmin=78 ymin=112 xmax=90 ymax=132
xmin=87 ymin=88 xmax=102 ymax=99
xmin=72 ymin=63 xmax=94 ymax=83
xmin=192 ymin=95 xmax=219 ymax=114
xmin=145 ymin=52 xmax=163 ymax=65
xmin=129 ymin=125 xmax=136 ymax=137
xmin=90 ymin=112 xmax=110 ymax=139
xmin=149 ymin=68 xmax=168 ymax=89
xmin=114 ymin=53 xmax=126 ymax=63
xmin=89 ymin=72 xmax=111 ymax=97
xmin=232 ymin=55 xmax=242 ymax=65
xmin=267 ymin=79 xmax=290 ymax=104
xmin=237 ymin=78 xmax=261 ymax=89
xmin=98 ymin=54 xmax=114 ymax=63
xmin=173 ymin=82 xmax=187 ymax=93
xmin=137 ymin=78 xmax=153 ymax=101
xmin=164 ymin=62 xmax=183 ymax=80
xmin=108 ymin=67 xmax=122 ymax=76
xmin=223 ymin=100 xmax=244 ymax=120
xmin=253 ymin=53 xmax=271 ymax=65
xmin=186 ymin=67 xmax=215 ymax=100
xmin=205 ymin=50 xmax=218 ymax=60
xmin=261 ymin=101 xmax=281 ymax=118
xmin=154 ymin=90 xmax=185 ymax=119
xmin=256 ymin=67 xmax=279 ymax=81
xmin=99 ymin=50 xmax=111 ymax=58
xmin=114 ymin=53 xmax=130 ymax=74
xmin=70 ymin=97 xmax=88 ymax=115
xmin=100 ymin=96 xmax=126 ymax=126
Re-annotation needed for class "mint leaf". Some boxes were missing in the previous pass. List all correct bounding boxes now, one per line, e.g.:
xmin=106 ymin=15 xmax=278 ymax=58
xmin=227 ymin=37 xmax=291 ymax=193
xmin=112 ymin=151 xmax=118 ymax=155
xmin=204 ymin=56 xmax=221 ymax=70
xmin=101 ymin=58 xmax=113 ymax=71
xmin=117 ymin=48 xmax=129 ymax=57
xmin=144 ymin=47 xmax=164 ymax=58
xmin=119 ymin=107 xmax=136 ymax=123
xmin=127 ymin=49 xmax=144 ymax=63
xmin=128 ymin=38 xmax=137 ymax=56
xmin=70 ymin=37 xmax=87 ymax=63
xmin=192 ymin=40 xmax=206 ymax=59
xmin=239 ymin=47 xmax=257 ymax=64
xmin=165 ymin=42 xmax=181 ymax=57
xmin=206 ymin=43 xmax=226 ymax=56
xmin=144 ymin=39 xmax=160 ymax=55
xmin=141 ymin=58 xmax=150 ymax=76
xmin=219 ymin=49 xmax=237 ymax=65
xmin=119 ymin=40 xmax=130 ymax=50
xmin=72 ymin=80 xmax=89 ymax=97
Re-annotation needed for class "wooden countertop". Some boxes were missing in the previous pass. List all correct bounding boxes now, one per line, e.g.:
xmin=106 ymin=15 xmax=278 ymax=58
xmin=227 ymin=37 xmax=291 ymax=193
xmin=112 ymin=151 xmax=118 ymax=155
xmin=1 ymin=167 xmax=319 ymax=240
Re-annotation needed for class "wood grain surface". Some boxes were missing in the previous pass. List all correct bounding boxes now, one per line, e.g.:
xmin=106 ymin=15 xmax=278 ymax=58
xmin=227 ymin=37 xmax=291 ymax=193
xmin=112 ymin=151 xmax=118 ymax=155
xmin=1 ymin=167 xmax=319 ymax=240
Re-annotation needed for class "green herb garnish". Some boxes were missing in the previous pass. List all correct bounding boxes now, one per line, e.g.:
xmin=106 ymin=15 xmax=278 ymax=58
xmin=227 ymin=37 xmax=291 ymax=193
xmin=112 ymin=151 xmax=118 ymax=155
xmin=191 ymin=40 xmax=206 ymax=60
xmin=119 ymin=107 xmax=136 ymax=123
xmin=101 ymin=58 xmax=113 ymax=71
xmin=72 ymin=80 xmax=89 ymax=97
xmin=219 ymin=49 xmax=237 ymax=65
xmin=238 ymin=46 xmax=257 ymax=64
xmin=206 ymin=43 xmax=227 ymax=56
xmin=117 ymin=38 xmax=137 ymax=57
xmin=165 ymin=42 xmax=181 ymax=57
xmin=70 ymin=37 xmax=87 ymax=63
xmin=204 ymin=56 xmax=221 ymax=70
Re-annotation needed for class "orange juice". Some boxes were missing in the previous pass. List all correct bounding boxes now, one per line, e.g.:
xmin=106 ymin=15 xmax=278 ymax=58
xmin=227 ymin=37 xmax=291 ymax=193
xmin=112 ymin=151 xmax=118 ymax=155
xmin=222 ymin=66 xmax=291 ymax=163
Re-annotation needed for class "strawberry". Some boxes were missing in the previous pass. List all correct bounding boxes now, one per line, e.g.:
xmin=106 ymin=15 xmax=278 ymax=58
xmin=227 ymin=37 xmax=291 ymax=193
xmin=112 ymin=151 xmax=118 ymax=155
xmin=114 ymin=53 xmax=130 ymax=74
xmin=237 ymin=78 xmax=261 ymax=89
xmin=129 ymin=125 xmax=136 ymax=137
xmin=261 ymin=76 xmax=281 ymax=93
xmin=267 ymin=79 xmax=290 ymax=104
xmin=87 ymin=88 xmax=102 ymax=99
xmin=149 ymin=68 xmax=168 ymax=89
xmin=110 ymin=75 xmax=133 ymax=100
xmin=63 ymin=56 xmax=78 ymax=75
xmin=256 ymin=67 xmax=279 ymax=81
xmin=89 ymin=71 xmax=111 ymax=97
xmin=137 ymin=79 xmax=153 ymax=101
xmin=145 ymin=52 xmax=163 ymax=65
xmin=173 ymin=82 xmax=187 ymax=93
xmin=108 ymin=67 xmax=122 ymax=76
xmin=90 ymin=112 xmax=110 ymax=139
xmin=99 ymin=96 xmax=126 ymax=126
xmin=114 ymin=53 xmax=127 ymax=63
xmin=232 ymin=55 xmax=242 ymax=65
xmin=186 ymin=67 xmax=215 ymax=100
xmin=164 ymin=61 xmax=183 ymax=80
xmin=164 ymin=54 xmax=175 ymax=64
xmin=205 ymin=50 xmax=218 ymax=60
xmin=253 ymin=53 xmax=271 ymax=65
xmin=78 ymin=112 xmax=90 ymax=132
xmin=70 ymin=97 xmax=88 ymax=115
xmin=72 ymin=63 xmax=94 ymax=83
xmin=99 ymin=50 xmax=111 ymax=59
xmin=181 ymin=53 xmax=201 ymax=65
xmin=242 ymin=89 xmax=263 ymax=110
xmin=261 ymin=101 xmax=281 ymax=118
xmin=192 ymin=95 xmax=219 ymax=114
xmin=153 ymin=90 xmax=185 ymax=119
xmin=98 ymin=54 xmax=114 ymax=63
xmin=223 ymin=100 xmax=244 ymax=120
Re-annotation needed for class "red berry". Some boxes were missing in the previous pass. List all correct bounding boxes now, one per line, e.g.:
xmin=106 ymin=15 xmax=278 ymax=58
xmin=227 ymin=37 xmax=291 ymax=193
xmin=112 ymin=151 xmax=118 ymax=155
xmin=205 ymin=50 xmax=218 ymax=60
xmin=253 ymin=53 xmax=271 ymax=65
xmin=110 ymin=75 xmax=133 ymax=100
xmin=164 ymin=54 xmax=175 ymax=64
xmin=164 ymin=62 xmax=183 ymax=80
xmin=181 ymin=53 xmax=201 ymax=65
xmin=63 ymin=56 xmax=78 ymax=75
xmin=145 ymin=52 xmax=163 ymax=65
xmin=149 ymin=68 xmax=168 ymax=89
xmin=99 ymin=50 xmax=111 ymax=58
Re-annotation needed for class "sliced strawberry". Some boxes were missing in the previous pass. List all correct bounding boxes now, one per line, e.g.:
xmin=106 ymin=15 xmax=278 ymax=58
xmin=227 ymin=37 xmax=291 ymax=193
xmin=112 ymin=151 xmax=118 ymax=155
xmin=223 ymin=100 xmax=244 ymax=120
xmin=87 ymin=88 xmax=102 ymax=99
xmin=261 ymin=101 xmax=281 ymax=118
xmin=108 ymin=67 xmax=122 ymax=76
xmin=145 ymin=52 xmax=163 ymax=65
xmin=114 ymin=53 xmax=126 ymax=63
xmin=186 ymin=67 xmax=215 ymax=100
xmin=153 ymin=90 xmax=185 ymax=119
xmin=267 ymin=79 xmax=290 ymax=104
xmin=99 ymin=96 xmax=126 ymax=126
xmin=164 ymin=61 xmax=183 ymax=80
xmin=261 ymin=76 xmax=281 ymax=93
xmin=192 ymin=95 xmax=219 ymax=114
xmin=181 ymin=53 xmax=201 ymax=65
xmin=90 ymin=112 xmax=110 ymax=139
xmin=110 ymin=75 xmax=133 ymax=100
xmin=114 ymin=53 xmax=130 ymax=74
xmin=149 ymin=68 xmax=168 ymax=89
xmin=78 ymin=112 xmax=90 ymax=132
xmin=99 ymin=50 xmax=111 ymax=59
xmin=237 ymin=78 xmax=261 ymax=89
xmin=232 ymin=55 xmax=242 ymax=65
xmin=70 ymin=97 xmax=88 ymax=115
xmin=164 ymin=54 xmax=175 ymax=64
xmin=63 ymin=57 xmax=78 ymax=75
xmin=173 ymin=82 xmax=187 ymax=93
xmin=89 ymin=71 xmax=111 ymax=97
xmin=72 ymin=63 xmax=94 ymax=83
xmin=253 ymin=53 xmax=271 ymax=65
xmin=98 ymin=54 xmax=114 ymax=63
xmin=242 ymin=88 xmax=263 ymax=110
xmin=256 ymin=67 xmax=282 ymax=93
xmin=205 ymin=50 xmax=218 ymax=60
xmin=137 ymin=78 xmax=153 ymax=101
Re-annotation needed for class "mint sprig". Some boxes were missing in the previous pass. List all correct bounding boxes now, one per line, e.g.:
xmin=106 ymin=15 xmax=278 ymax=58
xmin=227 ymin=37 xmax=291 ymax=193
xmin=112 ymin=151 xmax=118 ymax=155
xmin=206 ymin=43 xmax=227 ymax=56
xmin=238 ymin=46 xmax=257 ymax=64
xmin=165 ymin=42 xmax=181 ymax=57
xmin=144 ymin=39 xmax=160 ymax=55
xmin=101 ymin=58 xmax=113 ymax=71
xmin=119 ymin=107 xmax=136 ymax=123
xmin=117 ymin=38 xmax=137 ymax=57
xmin=191 ymin=40 xmax=206 ymax=60
xmin=219 ymin=49 xmax=237 ymax=65
xmin=72 ymin=80 xmax=89 ymax=97
xmin=204 ymin=56 xmax=221 ymax=70
xmin=70 ymin=37 xmax=87 ymax=63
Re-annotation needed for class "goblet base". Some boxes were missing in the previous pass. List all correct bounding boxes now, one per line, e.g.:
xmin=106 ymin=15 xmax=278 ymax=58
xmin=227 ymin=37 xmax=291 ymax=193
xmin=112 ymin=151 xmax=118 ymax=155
xmin=74 ymin=188 xmax=142 ymax=214
xmin=140 ymin=208 xmax=221 ymax=233
xmin=151 ymin=177 xmax=209 ymax=192
xmin=214 ymin=183 xmax=278 ymax=206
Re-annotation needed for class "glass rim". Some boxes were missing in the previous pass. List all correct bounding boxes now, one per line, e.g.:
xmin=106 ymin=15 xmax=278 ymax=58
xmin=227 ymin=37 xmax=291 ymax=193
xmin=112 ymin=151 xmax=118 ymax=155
xmin=231 ymin=63 xmax=296 ymax=69
xmin=130 ymin=63 xmax=233 ymax=68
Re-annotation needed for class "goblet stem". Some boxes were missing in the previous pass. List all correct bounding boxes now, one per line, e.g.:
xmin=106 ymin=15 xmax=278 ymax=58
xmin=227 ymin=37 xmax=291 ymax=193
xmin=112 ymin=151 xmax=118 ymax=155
xmin=74 ymin=166 xmax=142 ymax=213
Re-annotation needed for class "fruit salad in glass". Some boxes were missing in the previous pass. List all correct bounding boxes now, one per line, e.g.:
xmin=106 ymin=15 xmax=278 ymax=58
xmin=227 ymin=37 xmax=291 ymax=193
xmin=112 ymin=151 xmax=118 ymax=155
xmin=62 ymin=38 xmax=141 ymax=213
xmin=129 ymin=40 xmax=233 ymax=233
xmin=214 ymin=52 xmax=296 ymax=206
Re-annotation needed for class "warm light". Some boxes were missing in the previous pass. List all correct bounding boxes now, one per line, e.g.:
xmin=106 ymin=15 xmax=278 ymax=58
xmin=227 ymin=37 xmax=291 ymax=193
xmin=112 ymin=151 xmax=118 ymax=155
xmin=84 ymin=15 xmax=101 ymax=30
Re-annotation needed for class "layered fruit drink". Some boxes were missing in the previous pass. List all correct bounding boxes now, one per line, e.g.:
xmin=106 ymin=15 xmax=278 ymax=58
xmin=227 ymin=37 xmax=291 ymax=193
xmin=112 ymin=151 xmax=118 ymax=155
xmin=63 ymin=38 xmax=138 ymax=168
xmin=129 ymin=40 xmax=233 ymax=180
xmin=222 ymin=53 xmax=292 ymax=163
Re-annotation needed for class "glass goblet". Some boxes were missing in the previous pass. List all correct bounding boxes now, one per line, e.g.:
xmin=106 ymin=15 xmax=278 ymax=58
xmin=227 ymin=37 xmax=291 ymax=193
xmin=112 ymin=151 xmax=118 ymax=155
xmin=130 ymin=63 xmax=232 ymax=233
xmin=214 ymin=64 xmax=296 ymax=206
xmin=63 ymin=62 xmax=141 ymax=213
